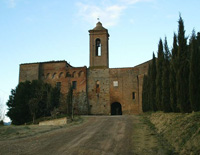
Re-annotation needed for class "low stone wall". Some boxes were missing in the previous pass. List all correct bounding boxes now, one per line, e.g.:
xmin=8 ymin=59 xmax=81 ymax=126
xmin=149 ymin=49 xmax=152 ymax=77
xmin=39 ymin=117 xmax=67 ymax=126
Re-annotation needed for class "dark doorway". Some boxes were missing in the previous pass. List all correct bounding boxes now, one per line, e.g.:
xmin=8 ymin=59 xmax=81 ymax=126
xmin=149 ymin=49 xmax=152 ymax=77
xmin=111 ymin=102 xmax=122 ymax=115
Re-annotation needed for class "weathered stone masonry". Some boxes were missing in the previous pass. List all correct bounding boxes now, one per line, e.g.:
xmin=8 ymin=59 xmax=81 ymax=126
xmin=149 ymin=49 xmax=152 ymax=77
xmin=19 ymin=22 xmax=150 ymax=115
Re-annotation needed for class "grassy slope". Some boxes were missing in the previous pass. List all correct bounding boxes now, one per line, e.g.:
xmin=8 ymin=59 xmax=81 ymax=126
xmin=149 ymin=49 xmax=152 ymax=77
xmin=146 ymin=112 xmax=200 ymax=154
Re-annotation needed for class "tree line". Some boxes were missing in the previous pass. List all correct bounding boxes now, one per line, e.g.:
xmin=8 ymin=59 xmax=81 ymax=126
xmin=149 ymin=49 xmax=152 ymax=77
xmin=142 ymin=15 xmax=200 ymax=113
xmin=7 ymin=80 xmax=60 ymax=125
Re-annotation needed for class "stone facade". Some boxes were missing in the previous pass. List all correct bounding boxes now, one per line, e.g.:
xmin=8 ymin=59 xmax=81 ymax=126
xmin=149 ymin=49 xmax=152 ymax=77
xmin=87 ymin=68 xmax=110 ymax=114
xmin=19 ymin=22 xmax=150 ymax=115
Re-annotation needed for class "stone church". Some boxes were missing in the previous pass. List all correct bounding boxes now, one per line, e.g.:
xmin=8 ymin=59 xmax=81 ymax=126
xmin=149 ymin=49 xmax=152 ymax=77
xmin=19 ymin=22 xmax=150 ymax=115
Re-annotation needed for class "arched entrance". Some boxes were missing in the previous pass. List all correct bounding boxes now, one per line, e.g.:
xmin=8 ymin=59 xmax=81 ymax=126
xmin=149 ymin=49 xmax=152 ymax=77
xmin=111 ymin=102 xmax=122 ymax=115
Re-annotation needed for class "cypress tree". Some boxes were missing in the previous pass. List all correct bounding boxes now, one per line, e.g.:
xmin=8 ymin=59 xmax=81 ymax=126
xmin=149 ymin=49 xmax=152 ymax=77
xmin=197 ymin=33 xmax=200 ymax=111
xmin=189 ymin=30 xmax=200 ymax=111
xmin=162 ymin=37 xmax=171 ymax=112
xmin=142 ymin=75 xmax=150 ymax=112
xmin=176 ymin=15 xmax=191 ymax=113
xmin=147 ymin=64 xmax=152 ymax=111
xmin=149 ymin=52 xmax=157 ymax=111
xmin=170 ymin=33 xmax=179 ymax=112
xmin=66 ymin=86 xmax=73 ymax=116
xmin=156 ymin=39 xmax=164 ymax=111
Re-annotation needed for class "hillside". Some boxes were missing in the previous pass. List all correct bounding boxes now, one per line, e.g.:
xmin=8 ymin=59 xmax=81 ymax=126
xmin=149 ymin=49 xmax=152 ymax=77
xmin=146 ymin=112 xmax=200 ymax=154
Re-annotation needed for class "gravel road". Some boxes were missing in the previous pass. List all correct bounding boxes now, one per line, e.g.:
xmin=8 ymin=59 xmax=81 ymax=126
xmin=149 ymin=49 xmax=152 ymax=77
xmin=0 ymin=115 xmax=171 ymax=155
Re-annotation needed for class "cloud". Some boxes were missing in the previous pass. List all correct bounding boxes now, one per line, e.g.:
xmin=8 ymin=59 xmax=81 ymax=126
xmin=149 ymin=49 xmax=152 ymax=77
xmin=120 ymin=0 xmax=153 ymax=5
xmin=76 ymin=2 xmax=125 ymax=27
xmin=76 ymin=0 xmax=153 ymax=27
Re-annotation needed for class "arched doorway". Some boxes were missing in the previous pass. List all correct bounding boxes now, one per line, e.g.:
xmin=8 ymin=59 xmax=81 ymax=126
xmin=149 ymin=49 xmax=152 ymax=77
xmin=111 ymin=102 xmax=122 ymax=115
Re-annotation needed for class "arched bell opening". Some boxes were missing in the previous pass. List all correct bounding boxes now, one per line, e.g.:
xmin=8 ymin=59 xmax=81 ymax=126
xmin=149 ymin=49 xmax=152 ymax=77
xmin=95 ymin=38 xmax=101 ymax=56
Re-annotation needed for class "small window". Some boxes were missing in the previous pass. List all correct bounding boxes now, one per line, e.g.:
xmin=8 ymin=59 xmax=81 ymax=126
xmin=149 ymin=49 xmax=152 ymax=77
xmin=52 ymin=73 xmax=56 ymax=79
xmin=59 ymin=72 xmax=63 ymax=78
xmin=113 ymin=81 xmax=118 ymax=87
xmin=72 ymin=81 xmax=77 ymax=89
xmin=78 ymin=71 xmax=83 ymax=77
xmin=66 ymin=72 xmax=71 ymax=77
xmin=132 ymin=92 xmax=135 ymax=100
xmin=56 ymin=82 xmax=61 ymax=90
xmin=72 ymin=71 xmax=76 ymax=78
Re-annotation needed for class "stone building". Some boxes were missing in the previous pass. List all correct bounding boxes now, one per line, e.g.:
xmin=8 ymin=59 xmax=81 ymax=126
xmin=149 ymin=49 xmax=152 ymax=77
xmin=19 ymin=22 xmax=150 ymax=115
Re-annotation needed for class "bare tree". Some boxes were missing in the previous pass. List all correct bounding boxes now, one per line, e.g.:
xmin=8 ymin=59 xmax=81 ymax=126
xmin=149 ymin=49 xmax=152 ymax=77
xmin=28 ymin=98 xmax=39 ymax=124
xmin=0 ymin=99 xmax=5 ymax=121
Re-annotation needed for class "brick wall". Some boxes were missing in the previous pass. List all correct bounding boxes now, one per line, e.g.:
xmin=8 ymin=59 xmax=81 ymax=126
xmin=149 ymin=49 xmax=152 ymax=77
xmin=109 ymin=60 xmax=151 ymax=114
xmin=134 ymin=60 xmax=151 ymax=113
xmin=19 ymin=61 xmax=150 ymax=115
xmin=109 ymin=68 xmax=139 ymax=114
xmin=19 ymin=61 xmax=88 ymax=114
xmin=89 ymin=30 xmax=109 ymax=68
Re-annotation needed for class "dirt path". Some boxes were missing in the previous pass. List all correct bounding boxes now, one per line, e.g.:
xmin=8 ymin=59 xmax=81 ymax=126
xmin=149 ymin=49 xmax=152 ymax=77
xmin=0 ymin=115 xmax=172 ymax=155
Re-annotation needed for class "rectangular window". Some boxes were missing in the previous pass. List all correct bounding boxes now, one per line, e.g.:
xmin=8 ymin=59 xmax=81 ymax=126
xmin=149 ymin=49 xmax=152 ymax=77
xmin=56 ymin=82 xmax=61 ymax=90
xmin=113 ymin=81 xmax=118 ymax=87
xmin=72 ymin=81 xmax=77 ymax=89
xmin=132 ymin=92 xmax=135 ymax=100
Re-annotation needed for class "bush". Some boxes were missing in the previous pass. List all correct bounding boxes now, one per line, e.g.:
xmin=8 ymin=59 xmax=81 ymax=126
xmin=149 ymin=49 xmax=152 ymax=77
xmin=7 ymin=80 xmax=60 ymax=125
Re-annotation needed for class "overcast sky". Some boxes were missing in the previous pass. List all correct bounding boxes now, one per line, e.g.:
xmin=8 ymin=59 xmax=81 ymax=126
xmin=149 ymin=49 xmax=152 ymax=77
xmin=0 ymin=0 xmax=200 ymax=121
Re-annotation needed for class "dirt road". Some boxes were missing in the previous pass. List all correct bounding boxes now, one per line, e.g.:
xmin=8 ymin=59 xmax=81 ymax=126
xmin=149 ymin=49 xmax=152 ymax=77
xmin=0 ymin=115 xmax=172 ymax=155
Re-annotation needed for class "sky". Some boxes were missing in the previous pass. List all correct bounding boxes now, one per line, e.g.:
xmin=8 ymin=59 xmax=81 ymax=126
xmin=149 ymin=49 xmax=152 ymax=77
xmin=0 ymin=0 xmax=200 ymax=121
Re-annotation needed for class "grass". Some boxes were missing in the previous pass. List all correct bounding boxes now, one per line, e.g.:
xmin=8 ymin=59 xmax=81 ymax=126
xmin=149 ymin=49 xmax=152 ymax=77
xmin=141 ymin=114 xmax=177 ymax=154
xmin=146 ymin=111 xmax=200 ymax=154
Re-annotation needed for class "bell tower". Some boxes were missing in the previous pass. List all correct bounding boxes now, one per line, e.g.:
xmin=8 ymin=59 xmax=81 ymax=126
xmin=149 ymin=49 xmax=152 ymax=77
xmin=89 ymin=22 xmax=109 ymax=68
